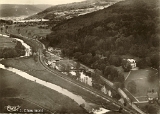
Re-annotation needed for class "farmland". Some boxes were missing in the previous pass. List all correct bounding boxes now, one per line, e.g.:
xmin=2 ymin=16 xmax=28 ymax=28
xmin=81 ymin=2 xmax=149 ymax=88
xmin=0 ymin=35 xmax=16 ymax=48
xmin=8 ymin=25 xmax=51 ymax=37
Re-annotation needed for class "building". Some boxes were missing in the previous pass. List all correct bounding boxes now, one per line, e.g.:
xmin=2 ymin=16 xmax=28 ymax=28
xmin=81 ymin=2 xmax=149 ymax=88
xmin=122 ymin=59 xmax=136 ymax=70
xmin=147 ymin=89 xmax=158 ymax=103
xmin=127 ymin=59 xmax=136 ymax=69
xmin=48 ymin=47 xmax=54 ymax=52
xmin=101 ymin=86 xmax=108 ymax=94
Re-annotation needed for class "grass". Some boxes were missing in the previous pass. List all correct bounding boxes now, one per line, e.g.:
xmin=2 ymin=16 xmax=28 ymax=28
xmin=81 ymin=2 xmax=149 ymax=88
xmin=125 ymin=68 xmax=157 ymax=81
xmin=1 ymin=98 xmax=49 ymax=113
xmin=0 ymin=36 xmax=16 ymax=48
xmin=7 ymin=25 xmax=51 ymax=38
xmin=125 ymin=68 xmax=158 ymax=101
xmin=136 ymin=97 xmax=148 ymax=102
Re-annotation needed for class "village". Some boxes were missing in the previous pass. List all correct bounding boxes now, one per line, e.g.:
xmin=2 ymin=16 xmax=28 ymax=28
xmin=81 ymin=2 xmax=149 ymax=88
xmin=43 ymin=46 xmax=159 ymax=108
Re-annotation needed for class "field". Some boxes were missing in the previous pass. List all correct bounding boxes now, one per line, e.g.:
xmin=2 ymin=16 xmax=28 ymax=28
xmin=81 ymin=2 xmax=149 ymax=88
xmin=0 ymin=58 xmax=85 ymax=113
xmin=0 ymin=35 xmax=16 ymax=48
xmin=1 ymin=98 xmax=50 ymax=113
xmin=125 ymin=68 xmax=158 ymax=102
xmin=7 ymin=25 xmax=51 ymax=38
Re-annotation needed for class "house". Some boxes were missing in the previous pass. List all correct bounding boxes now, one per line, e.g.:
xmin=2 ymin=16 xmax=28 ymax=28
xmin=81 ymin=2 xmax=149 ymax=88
xmin=101 ymin=86 xmax=108 ymax=94
xmin=127 ymin=59 xmax=136 ymax=69
xmin=48 ymin=47 xmax=54 ymax=52
xmin=101 ymin=86 xmax=112 ymax=97
xmin=53 ymin=48 xmax=62 ymax=56
xmin=147 ymin=89 xmax=158 ymax=103
xmin=122 ymin=59 xmax=136 ymax=70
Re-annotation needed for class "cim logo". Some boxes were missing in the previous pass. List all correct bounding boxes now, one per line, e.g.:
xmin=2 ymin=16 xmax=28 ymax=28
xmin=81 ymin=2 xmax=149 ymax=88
xmin=6 ymin=105 xmax=21 ymax=112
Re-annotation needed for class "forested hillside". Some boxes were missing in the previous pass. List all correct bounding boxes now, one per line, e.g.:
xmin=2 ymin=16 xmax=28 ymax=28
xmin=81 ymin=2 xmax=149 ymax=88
xmin=27 ymin=0 xmax=119 ymax=21
xmin=44 ymin=0 xmax=159 ymax=82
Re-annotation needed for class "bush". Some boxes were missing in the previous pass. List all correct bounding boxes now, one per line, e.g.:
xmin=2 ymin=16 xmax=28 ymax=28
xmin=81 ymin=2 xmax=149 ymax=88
xmin=122 ymin=59 xmax=132 ymax=72
xmin=150 ymin=54 xmax=159 ymax=69
xmin=109 ymin=55 xmax=122 ymax=67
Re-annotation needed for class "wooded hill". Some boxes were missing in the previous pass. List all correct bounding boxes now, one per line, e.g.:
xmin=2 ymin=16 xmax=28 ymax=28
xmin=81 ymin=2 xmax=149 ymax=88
xmin=43 ymin=0 xmax=159 ymax=82
xmin=27 ymin=0 xmax=120 ymax=20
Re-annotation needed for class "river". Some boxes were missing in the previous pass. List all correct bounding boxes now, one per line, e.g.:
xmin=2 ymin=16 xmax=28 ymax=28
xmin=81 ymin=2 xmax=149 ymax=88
xmin=0 ymin=34 xmax=111 ymax=114
xmin=13 ymin=38 xmax=32 ymax=56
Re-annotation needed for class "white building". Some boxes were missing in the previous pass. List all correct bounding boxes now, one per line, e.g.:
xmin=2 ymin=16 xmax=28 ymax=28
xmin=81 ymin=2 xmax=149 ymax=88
xmin=101 ymin=86 xmax=108 ymax=94
xmin=48 ymin=47 xmax=54 ymax=52
xmin=127 ymin=59 xmax=136 ymax=69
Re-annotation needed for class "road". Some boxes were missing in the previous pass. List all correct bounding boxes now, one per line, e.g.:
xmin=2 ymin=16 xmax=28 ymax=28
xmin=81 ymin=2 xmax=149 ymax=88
xmin=10 ymin=34 xmax=140 ymax=114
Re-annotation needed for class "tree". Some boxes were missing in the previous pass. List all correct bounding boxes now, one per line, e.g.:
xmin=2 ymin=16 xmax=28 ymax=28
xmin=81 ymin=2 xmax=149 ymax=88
xmin=15 ymin=41 xmax=25 ymax=56
xmin=5 ymin=26 xmax=8 ymax=33
xmin=0 ymin=27 xmax=3 ymax=33
xmin=109 ymin=55 xmax=121 ymax=67
xmin=129 ymin=45 xmax=138 ymax=56
xmin=104 ymin=66 xmax=119 ymax=82
xmin=76 ymin=62 xmax=80 ymax=69
xmin=122 ymin=59 xmax=132 ymax=72
xmin=118 ymin=72 xmax=125 ymax=83
xmin=137 ymin=45 xmax=149 ymax=58
xmin=33 ymin=52 xmax=38 ymax=62
xmin=150 ymin=54 xmax=159 ymax=69
xmin=144 ymin=104 xmax=158 ymax=114
xmin=113 ymin=82 xmax=123 ymax=90
xmin=17 ymin=28 xmax=20 ymax=34
xmin=117 ymin=46 xmax=125 ymax=55
xmin=66 ymin=64 xmax=70 ymax=73
xmin=112 ymin=90 xmax=121 ymax=100
xmin=136 ymin=59 xmax=147 ymax=69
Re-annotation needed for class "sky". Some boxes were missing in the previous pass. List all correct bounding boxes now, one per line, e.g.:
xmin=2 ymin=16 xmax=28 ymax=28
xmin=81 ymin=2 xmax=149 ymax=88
xmin=0 ymin=0 xmax=85 ymax=5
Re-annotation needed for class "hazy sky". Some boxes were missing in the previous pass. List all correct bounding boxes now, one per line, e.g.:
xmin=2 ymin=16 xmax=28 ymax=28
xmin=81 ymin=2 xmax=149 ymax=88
xmin=0 ymin=0 xmax=85 ymax=5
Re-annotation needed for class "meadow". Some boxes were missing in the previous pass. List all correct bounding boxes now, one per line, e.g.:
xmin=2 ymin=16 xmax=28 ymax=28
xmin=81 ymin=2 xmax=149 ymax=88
xmin=0 ymin=35 xmax=16 ymax=48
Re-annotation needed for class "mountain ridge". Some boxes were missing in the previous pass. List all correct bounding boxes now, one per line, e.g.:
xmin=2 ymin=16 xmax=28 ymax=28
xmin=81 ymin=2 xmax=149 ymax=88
xmin=26 ymin=0 xmax=121 ymax=20
xmin=0 ymin=4 xmax=51 ymax=17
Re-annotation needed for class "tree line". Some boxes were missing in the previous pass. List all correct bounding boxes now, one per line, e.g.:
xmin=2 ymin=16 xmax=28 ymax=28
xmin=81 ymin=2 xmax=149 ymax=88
xmin=0 ymin=41 xmax=25 ymax=58
xmin=44 ymin=0 xmax=159 ymax=87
